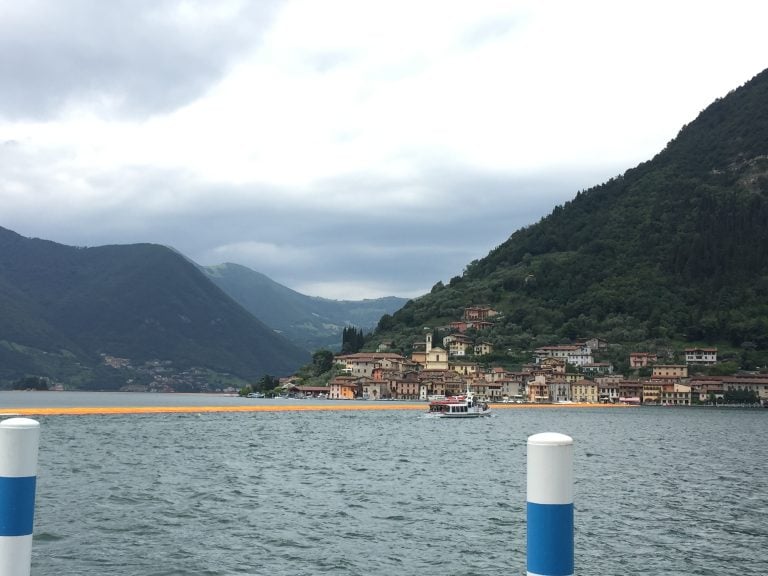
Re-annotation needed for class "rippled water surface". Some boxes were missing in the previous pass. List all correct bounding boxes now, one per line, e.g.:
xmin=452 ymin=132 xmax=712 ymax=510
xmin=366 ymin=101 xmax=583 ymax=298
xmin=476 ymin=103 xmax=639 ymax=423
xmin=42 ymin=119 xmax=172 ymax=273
xmin=10 ymin=397 xmax=767 ymax=575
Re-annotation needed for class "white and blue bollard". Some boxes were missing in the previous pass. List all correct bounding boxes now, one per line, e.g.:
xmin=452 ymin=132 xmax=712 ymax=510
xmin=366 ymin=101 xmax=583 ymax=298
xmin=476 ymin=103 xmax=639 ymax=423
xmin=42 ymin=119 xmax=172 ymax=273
xmin=527 ymin=432 xmax=573 ymax=576
xmin=0 ymin=418 xmax=40 ymax=576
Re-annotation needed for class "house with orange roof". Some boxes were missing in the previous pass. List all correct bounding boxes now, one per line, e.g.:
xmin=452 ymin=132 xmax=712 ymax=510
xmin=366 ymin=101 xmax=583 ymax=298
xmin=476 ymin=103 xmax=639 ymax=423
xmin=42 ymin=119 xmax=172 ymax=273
xmin=527 ymin=375 xmax=550 ymax=403
xmin=329 ymin=376 xmax=359 ymax=399
xmin=629 ymin=352 xmax=658 ymax=368
xmin=660 ymin=383 xmax=691 ymax=405
xmin=462 ymin=305 xmax=498 ymax=321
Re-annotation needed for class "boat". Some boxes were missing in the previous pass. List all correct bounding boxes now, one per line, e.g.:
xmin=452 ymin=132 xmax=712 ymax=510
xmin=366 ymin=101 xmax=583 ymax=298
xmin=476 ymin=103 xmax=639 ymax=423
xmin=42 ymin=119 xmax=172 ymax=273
xmin=427 ymin=390 xmax=491 ymax=418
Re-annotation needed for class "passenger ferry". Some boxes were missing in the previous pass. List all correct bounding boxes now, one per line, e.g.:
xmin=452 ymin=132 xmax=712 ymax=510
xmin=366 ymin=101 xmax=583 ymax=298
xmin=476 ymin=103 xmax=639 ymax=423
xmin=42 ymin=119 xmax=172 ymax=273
xmin=427 ymin=391 xmax=491 ymax=418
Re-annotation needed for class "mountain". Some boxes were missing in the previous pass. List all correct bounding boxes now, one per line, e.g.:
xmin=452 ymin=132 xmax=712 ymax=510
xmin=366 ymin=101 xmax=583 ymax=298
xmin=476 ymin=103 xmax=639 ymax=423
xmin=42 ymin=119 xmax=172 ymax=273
xmin=202 ymin=263 xmax=407 ymax=351
xmin=0 ymin=228 xmax=310 ymax=390
xmin=368 ymin=68 xmax=768 ymax=367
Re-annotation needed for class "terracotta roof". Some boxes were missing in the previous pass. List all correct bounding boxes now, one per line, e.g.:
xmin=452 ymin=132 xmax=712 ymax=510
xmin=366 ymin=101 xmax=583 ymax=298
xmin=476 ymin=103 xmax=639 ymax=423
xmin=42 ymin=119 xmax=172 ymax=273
xmin=336 ymin=352 xmax=406 ymax=360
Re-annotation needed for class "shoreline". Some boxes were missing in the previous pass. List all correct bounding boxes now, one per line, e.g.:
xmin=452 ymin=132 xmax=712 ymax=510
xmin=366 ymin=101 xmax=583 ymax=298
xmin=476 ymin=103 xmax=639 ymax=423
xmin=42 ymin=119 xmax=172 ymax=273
xmin=0 ymin=402 xmax=636 ymax=416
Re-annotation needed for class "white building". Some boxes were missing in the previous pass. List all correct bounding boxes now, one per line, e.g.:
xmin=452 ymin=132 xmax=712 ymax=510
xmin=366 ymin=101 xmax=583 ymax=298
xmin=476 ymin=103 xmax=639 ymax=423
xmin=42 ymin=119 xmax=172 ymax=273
xmin=534 ymin=344 xmax=593 ymax=367
xmin=684 ymin=348 xmax=718 ymax=365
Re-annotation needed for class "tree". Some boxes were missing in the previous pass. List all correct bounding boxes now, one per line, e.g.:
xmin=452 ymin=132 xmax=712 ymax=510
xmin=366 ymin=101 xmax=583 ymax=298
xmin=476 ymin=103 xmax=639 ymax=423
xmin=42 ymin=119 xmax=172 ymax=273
xmin=377 ymin=314 xmax=395 ymax=331
xmin=723 ymin=389 xmax=759 ymax=404
xmin=256 ymin=374 xmax=280 ymax=392
xmin=341 ymin=327 xmax=365 ymax=354
xmin=312 ymin=350 xmax=334 ymax=376
xmin=13 ymin=376 xmax=49 ymax=390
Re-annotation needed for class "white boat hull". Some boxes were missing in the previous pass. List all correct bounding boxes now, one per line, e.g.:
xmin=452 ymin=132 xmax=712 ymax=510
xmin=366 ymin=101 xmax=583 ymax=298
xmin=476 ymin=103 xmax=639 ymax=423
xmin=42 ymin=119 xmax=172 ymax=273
xmin=439 ymin=410 xmax=491 ymax=418
xmin=428 ymin=389 xmax=491 ymax=418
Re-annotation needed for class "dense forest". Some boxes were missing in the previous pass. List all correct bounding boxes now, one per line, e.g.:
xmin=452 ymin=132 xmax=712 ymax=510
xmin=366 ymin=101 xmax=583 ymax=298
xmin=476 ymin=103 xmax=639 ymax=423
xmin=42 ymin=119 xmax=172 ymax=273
xmin=367 ymin=68 xmax=768 ymax=371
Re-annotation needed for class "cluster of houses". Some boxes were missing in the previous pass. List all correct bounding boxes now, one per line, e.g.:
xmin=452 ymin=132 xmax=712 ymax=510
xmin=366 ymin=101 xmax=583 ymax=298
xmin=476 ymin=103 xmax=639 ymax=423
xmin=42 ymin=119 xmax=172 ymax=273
xmin=285 ymin=306 xmax=768 ymax=406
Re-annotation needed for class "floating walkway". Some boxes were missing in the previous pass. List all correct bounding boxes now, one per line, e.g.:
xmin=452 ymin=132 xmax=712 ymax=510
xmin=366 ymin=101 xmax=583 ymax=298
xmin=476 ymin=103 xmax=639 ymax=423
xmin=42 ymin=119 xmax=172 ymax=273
xmin=1 ymin=402 xmax=634 ymax=416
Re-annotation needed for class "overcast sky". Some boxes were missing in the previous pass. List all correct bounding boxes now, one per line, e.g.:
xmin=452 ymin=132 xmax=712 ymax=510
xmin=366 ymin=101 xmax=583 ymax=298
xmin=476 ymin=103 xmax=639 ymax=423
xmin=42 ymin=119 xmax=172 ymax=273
xmin=1 ymin=1 xmax=766 ymax=300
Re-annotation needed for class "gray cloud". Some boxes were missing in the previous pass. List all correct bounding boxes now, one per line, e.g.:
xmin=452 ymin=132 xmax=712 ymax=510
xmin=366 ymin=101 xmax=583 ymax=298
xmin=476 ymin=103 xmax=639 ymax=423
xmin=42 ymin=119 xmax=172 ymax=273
xmin=3 ymin=2 xmax=765 ymax=300
xmin=1 ymin=143 xmax=615 ymax=299
xmin=0 ymin=0 xmax=278 ymax=120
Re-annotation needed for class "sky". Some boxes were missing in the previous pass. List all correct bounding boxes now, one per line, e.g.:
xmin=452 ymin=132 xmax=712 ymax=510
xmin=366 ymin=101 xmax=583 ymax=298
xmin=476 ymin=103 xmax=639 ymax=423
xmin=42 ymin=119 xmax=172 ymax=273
xmin=1 ymin=1 xmax=766 ymax=300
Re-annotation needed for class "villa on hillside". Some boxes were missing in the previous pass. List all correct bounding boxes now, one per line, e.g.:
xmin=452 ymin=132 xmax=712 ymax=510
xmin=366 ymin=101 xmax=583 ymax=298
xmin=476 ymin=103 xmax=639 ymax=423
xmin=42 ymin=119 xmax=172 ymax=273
xmin=581 ymin=362 xmax=613 ymax=375
xmin=474 ymin=341 xmax=493 ymax=356
xmin=442 ymin=333 xmax=471 ymax=347
xmin=534 ymin=344 xmax=593 ymax=367
xmin=584 ymin=337 xmax=609 ymax=350
xmin=336 ymin=352 xmax=410 ymax=378
xmin=538 ymin=357 xmax=567 ymax=373
xmin=629 ymin=352 xmax=658 ymax=368
xmin=462 ymin=306 xmax=499 ymax=321
xmin=445 ymin=335 xmax=472 ymax=356
xmin=449 ymin=360 xmax=480 ymax=376
xmin=449 ymin=320 xmax=494 ymax=333
xmin=684 ymin=347 xmax=718 ymax=365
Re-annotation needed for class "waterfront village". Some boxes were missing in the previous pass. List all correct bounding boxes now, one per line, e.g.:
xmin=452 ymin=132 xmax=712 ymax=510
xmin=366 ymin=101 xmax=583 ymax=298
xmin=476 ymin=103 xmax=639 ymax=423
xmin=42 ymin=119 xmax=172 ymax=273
xmin=282 ymin=305 xmax=768 ymax=407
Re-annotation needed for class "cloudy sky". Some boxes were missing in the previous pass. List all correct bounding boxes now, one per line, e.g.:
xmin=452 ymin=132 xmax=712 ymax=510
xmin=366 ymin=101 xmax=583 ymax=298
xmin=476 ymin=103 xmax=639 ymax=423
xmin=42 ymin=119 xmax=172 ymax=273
xmin=1 ymin=1 xmax=766 ymax=300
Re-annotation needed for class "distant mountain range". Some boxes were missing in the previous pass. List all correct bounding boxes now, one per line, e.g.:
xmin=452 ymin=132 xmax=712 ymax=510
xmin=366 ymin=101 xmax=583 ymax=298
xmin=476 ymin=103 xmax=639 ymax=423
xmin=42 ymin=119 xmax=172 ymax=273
xmin=369 ymin=68 xmax=768 ymax=369
xmin=0 ymin=226 xmax=407 ymax=390
xmin=201 ymin=263 xmax=407 ymax=352
xmin=0 ymin=227 xmax=311 ymax=390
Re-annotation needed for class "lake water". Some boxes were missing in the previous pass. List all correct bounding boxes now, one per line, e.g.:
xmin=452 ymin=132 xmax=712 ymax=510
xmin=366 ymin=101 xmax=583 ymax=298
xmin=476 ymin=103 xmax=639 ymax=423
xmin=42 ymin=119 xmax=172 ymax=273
xmin=2 ymin=392 xmax=766 ymax=575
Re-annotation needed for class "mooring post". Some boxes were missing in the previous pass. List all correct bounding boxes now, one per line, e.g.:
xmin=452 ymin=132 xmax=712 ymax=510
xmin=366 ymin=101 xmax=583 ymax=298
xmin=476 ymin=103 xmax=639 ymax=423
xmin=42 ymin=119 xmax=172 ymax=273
xmin=527 ymin=432 xmax=574 ymax=576
xmin=0 ymin=418 xmax=40 ymax=576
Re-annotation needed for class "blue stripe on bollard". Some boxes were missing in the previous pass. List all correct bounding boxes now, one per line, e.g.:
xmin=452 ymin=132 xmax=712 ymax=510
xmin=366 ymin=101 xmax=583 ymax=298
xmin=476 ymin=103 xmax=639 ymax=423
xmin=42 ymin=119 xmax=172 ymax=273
xmin=0 ymin=476 xmax=37 ymax=536
xmin=527 ymin=502 xmax=574 ymax=576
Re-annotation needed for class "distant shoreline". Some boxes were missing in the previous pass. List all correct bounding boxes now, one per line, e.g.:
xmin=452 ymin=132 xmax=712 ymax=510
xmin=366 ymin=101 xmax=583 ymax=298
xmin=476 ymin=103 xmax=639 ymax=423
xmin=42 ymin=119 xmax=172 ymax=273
xmin=1 ymin=402 xmax=636 ymax=416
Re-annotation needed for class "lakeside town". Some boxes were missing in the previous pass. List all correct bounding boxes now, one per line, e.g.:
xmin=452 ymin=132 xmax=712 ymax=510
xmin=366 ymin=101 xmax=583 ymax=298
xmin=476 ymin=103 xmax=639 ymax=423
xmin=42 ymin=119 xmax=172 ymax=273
xmin=281 ymin=305 xmax=768 ymax=407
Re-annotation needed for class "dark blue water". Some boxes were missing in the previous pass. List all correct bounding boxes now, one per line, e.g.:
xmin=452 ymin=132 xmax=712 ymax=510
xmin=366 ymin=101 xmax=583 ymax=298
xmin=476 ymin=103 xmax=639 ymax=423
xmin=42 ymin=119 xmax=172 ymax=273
xmin=5 ymin=395 xmax=766 ymax=575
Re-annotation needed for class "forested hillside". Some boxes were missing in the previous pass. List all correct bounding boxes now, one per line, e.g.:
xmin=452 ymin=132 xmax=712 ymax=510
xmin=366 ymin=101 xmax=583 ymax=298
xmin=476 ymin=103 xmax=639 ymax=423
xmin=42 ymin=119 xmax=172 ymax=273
xmin=0 ymin=228 xmax=309 ymax=389
xmin=203 ymin=263 xmax=406 ymax=351
xmin=369 ymin=68 xmax=768 ymax=368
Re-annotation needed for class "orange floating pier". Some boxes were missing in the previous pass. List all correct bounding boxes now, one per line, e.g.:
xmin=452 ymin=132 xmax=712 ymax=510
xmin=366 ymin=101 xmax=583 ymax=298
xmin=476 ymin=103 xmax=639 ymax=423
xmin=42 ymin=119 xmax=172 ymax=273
xmin=0 ymin=402 xmax=634 ymax=417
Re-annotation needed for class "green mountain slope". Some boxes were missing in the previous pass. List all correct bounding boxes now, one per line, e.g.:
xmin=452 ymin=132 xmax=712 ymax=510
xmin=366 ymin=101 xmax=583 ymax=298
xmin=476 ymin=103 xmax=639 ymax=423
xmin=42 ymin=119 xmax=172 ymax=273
xmin=202 ymin=263 xmax=407 ymax=351
xmin=369 ymin=68 xmax=768 ymax=361
xmin=0 ymin=228 xmax=310 ymax=389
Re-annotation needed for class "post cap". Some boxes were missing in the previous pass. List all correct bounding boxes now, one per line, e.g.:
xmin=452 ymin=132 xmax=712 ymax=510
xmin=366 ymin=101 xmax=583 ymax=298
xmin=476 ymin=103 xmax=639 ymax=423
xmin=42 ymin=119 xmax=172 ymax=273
xmin=528 ymin=432 xmax=573 ymax=446
xmin=0 ymin=418 xmax=40 ymax=429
